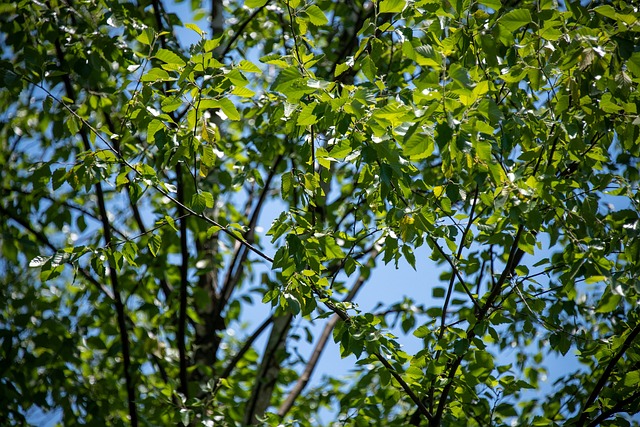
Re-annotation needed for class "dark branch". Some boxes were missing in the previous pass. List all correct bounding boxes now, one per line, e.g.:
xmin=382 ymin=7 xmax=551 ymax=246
xmin=576 ymin=323 xmax=640 ymax=425
xmin=48 ymin=7 xmax=138 ymax=423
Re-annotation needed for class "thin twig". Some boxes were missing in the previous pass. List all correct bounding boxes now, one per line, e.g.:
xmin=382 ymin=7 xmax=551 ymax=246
xmin=430 ymin=237 xmax=481 ymax=314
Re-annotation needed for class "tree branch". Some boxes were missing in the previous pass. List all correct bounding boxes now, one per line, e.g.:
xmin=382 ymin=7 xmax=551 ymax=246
xmin=586 ymin=388 xmax=640 ymax=427
xmin=176 ymin=162 xmax=190 ymax=399
xmin=101 ymin=112 xmax=173 ymax=300
xmin=220 ymin=315 xmax=275 ymax=380
xmin=307 ymin=278 xmax=433 ymax=422
xmin=277 ymin=250 xmax=378 ymax=417
xmin=438 ymin=186 xmax=479 ymax=338
xmin=47 ymin=14 xmax=138 ymax=424
xmin=244 ymin=314 xmax=293 ymax=425
xmin=576 ymin=322 xmax=640 ymax=425
xmin=430 ymin=237 xmax=481 ymax=315
xmin=21 ymin=78 xmax=275 ymax=264
xmin=0 ymin=205 xmax=112 ymax=298
xmin=430 ymin=227 xmax=525 ymax=426
xmin=209 ymin=155 xmax=284 ymax=361
xmin=220 ymin=155 xmax=283 ymax=303
xmin=220 ymin=2 xmax=271 ymax=58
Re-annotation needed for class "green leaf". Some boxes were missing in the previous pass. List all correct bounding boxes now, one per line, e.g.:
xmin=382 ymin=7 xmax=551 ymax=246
xmin=281 ymin=172 xmax=292 ymax=197
xmin=474 ymin=140 xmax=492 ymax=162
xmin=403 ymin=124 xmax=434 ymax=160
xmin=453 ymin=339 xmax=469 ymax=356
xmin=596 ymin=293 xmax=621 ymax=313
xmin=29 ymin=255 xmax=51 ymax=268
xmin=334 ymin=62 xmax=350 ymax=77
xmin=202 ymin=144 xmax=216 ymax=167
xmin=379 ymin=0 xmax=406 ymax=14
xmin=297 ymin=102 xmax=317 ymax=126
xmin=414 ymin=325 xmax=431 ymax=338
xmin=361 ymin=56 xmax=377 ymax=82
xmin=155 ymin=49 xmax=185 ymax=66
xmin=414 ymin=44 xmax=440 ymax=67
xmin=283 ymin=293 xmax=301 ymax=314
xmin=627 ymin=53 xmax=640 ymax=78
xmin=122 ymin=241 xmax=138 ymax=266
xmin=66 ymin=116 xmax=80 ymax=134
xmin=217 ymin=98 xmax=241 ymax=120
xmin=549 ymin=332 xmax=571 ymax=356
xmin=433 ymin=287 xmax=445 ymax=298
xmin=141 ymin=68 xmax=173 ymax=82
xmin=307 ymin=79 xmax=330 ymax=89
xmin=594 ymin=5 xmax=617 ymax=19
xmin=161 ymin=96 xmax=183 ymax=113
xmin=623 ymin=370 xmax=640 ymax=388
xmin=499 ymin=9 xmax=532 ymax=32
xmin=148 ymin=234 xmax=162 ymax=257
xmin=238 ymin=59 xmax=261 ymax=73
xmin=401 ymin=245 xmax=416 ymax=269
xmin=180 ymin=409 xmax=191 ymax=426
xmin=184 ymin=23 xmax=204 ymax=36
xmin=245 ymin=0 xmax=268 ymax=8
xmin=136 ymin=29 xmax=154 ymax=46
xmin=204 ymin=38 xmax=221 ymax=52
xmin=478 ymin=0 xmax=501 ymax=10
xmin=191 ymin=192 xmax=214 ymax=214
xmin=305 ymin=5 xmax=328 ymax=25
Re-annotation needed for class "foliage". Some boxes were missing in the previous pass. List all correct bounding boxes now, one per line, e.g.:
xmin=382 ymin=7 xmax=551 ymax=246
xmin=1 ymin=0 xmax=640 ymax=425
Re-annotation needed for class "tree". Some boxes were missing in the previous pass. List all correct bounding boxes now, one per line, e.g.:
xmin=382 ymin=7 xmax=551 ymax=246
xmin=1 ymin=0 xmax=640 ymax=425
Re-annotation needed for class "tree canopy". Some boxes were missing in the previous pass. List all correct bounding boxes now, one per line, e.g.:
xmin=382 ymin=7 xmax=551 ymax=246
xmin=2 ymin=0 xmax=640 ymax=425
